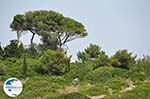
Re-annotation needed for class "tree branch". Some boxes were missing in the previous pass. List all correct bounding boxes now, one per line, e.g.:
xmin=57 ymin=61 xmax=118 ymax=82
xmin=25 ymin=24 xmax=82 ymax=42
xmin=65 ymin=35 xmax=80 ymax=43
xmin=31 ymin=33 xmax=35 ymax=45
xmin=29 ymin=29 xmax=36 ymax=45
xmin=61 ymin=33 xmax=69 ymax=46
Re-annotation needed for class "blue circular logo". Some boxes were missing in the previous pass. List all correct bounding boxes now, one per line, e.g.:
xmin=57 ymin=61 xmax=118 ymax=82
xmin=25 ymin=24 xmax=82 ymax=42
xmin=3 ymin=78 xmax=23 ymax=97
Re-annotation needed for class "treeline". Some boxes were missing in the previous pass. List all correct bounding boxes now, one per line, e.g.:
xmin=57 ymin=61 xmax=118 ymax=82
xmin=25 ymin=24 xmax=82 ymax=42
xmin=0 ymin=40 xmax=149 ymax=80
xmin=0 ymin=10 xmax=149 ymax=82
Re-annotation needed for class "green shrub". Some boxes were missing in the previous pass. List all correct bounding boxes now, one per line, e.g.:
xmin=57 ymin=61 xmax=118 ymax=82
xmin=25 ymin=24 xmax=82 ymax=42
xmin=105 ymin=82 xmax=150 ymax=99
xmin=84 ymin=67 xmax=112 ymax=83
xmin=64 ymin=62 xmax=93 ymax=81
xmin=104 ymin=78 xmax=128 ymax=91
xmin=19 ymin=76 xmax=68 ymax=99
xmin=84 ymin=66 xmax=128 ymax=83
xmin=3 ymin=57 xmax=17 ymax=66
xmin=93 ymin=52 xmax=110 ymax=70
xmin=26 ymin=58 xmax=43 ymax=76
xmin=0 ymin=63 xmax=6 ymax=75
xmin=121 ymin=83 xmax=150 ymax=99
xmin=58 ymin=92 xmax=90 ymax=99
xmin=77 ymin=44 xmax=101 ymax=63
xmin=0 ymin=58 xmax=43 ymax=79
xmin=111 ymin=49 xmax=136 ymax=70
xmin=129 ymin=56 xmax=150 ymax=80
xmin=128 ymin=72 xmax=145 ymax=81
xmin=111 ymin=67 xmax=128 ymax=78
xmin=86 ymin=84 xmax=108 ymax=96
xmin=3 ymin=40 xmax=24 ymax=58
xmin=39 ymin=49 xmax=70 ymax=75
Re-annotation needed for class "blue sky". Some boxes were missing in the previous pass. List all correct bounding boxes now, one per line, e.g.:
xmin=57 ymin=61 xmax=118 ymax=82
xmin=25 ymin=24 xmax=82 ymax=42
xmin=0 ymin=0 xmax=150 ymax=60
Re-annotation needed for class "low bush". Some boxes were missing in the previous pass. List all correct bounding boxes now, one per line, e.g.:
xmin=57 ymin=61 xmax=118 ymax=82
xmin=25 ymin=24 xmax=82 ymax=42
xmin=105 ymin=82 xmax=150 ymax=99
xmin=86 ymin=84 xmax=108 ymax=96
xmin=39 ymin=49 xmax=70 ymax=75
xmin=64 ymin=62 xmax=93 ymax=81
xmin=128 ymin=72 xmax=145 ymax=81
xmin=84 ymin=66 xmax=128 ymax=83
xmin=58 ymin=92 xmax=90 ymax=99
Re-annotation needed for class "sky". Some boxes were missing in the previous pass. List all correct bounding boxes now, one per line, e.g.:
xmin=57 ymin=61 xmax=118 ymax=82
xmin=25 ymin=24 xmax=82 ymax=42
xmin=0 ymin=0 xmax=150 ymax=60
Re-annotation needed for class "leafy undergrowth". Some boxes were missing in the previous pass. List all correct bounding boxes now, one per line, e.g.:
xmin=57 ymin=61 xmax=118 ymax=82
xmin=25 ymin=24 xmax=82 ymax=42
xmin=0 ymin=62 xmax=149 ymax=99
xmin=104 ymin=82 xmax=150 ymax=99
xmin=0 ymin=76 xmax=149 ymax=99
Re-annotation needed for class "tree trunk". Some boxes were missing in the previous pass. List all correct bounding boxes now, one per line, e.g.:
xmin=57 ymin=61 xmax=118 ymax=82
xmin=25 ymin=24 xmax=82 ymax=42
xmin=31 ymin=33 xmax=35 ymax=45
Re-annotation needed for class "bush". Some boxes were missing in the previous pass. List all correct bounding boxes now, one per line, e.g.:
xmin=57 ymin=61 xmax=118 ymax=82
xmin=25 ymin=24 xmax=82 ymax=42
xmin=77 ymin=44 xmax=105 ymax=63
xmin=93 ymin=52 xmax=110 ymax=70
xmin=39 ymin=49 xmax=70 ymax=75
xmin=129 ymin=55 xmax=150 ymax=80
xmin=111 ymin=49 xmax=136 ymax=70
xmin=64 ymin=62 xmax=93 ymax=81
xmin=18 ymin=76 xmax=68 ymax=99
xmin=3 ymin=40 xmax=24 ymax=58
xmin=0 ymin=58 xmax=20 ymax=80
xmin=128 ymin=72 xmax=145 ymax=81
xmin=86 ymin=84 xmax=108 ymax=96
xmin=0 ymin=63 xmax=6 ymax=75
xmin=58 ymin=92 xmax=90 ymax=99
xmin=111 ymin=67 xmax=128 ymax=78
xmin=104 ymin=78 xmax=128 ymax=91
xmin=105 ymin=83 xmax=150 ymax=99
xmin=26 ymin=58 xmax=43 ymax=76
xmin=84 ymin=66 xmax=128 ymax=83
xmin=0 ymin=58 xmax=43 ymax=79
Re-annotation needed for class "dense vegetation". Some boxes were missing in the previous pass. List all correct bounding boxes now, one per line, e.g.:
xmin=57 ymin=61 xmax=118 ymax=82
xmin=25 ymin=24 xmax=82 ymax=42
xmin=0 ymin=10 xmax=149 ymax=99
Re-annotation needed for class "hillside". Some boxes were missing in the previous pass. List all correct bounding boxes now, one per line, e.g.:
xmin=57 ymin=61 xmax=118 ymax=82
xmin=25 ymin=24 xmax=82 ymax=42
xmin=0 ymin=10 xmax=150 ymax=99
